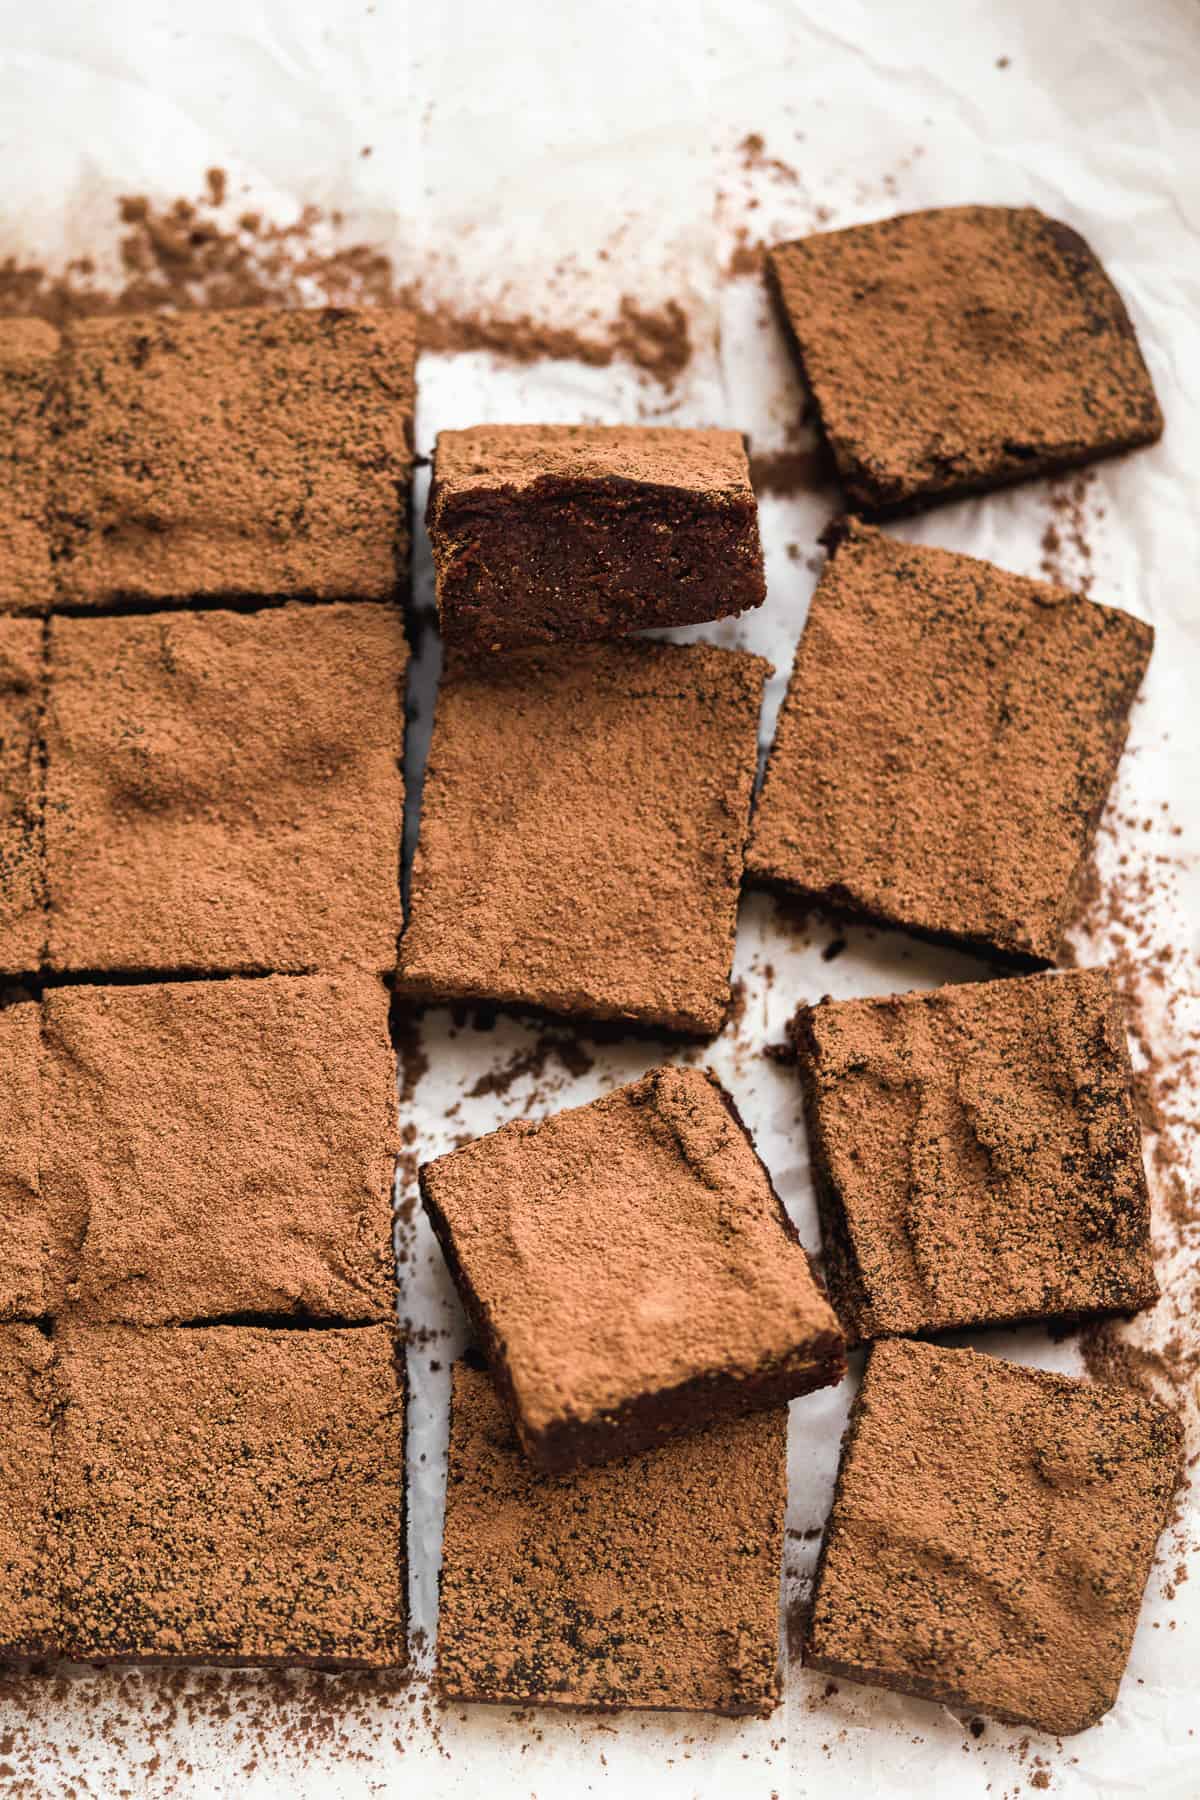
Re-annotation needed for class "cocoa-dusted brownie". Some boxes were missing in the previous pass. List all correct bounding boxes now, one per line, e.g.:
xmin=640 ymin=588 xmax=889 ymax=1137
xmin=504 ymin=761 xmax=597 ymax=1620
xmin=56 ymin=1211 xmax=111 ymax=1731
xmin=44 ymin=603 xmax=406 ymax=976
xmin=0 ymin=616 xmax=44 ymax=974
xmin=428 ymin=425 xmax=766 ymax=655
xmin=0 ymin=1324 xmax=58 ymax=1659
xmin=0 ymin=319 xmax=59 ymax=615
xmin=767 ymin=207 xmax=1162 ymax=516
xmin=57 ymin=1323 xmax=407 ymax=1668
xmin=42 ymin=973 xmax=397 ymax=1325
xmin=55 ymin=307 xmax=415 ymax=607
xmin=439 ymin=1361 xmax=787 ymax=1714
xmin=421 ymin=1065 xmax=844 ymax=1470
xmin=807 ymin=1339 xmax=1181 ymax=1735
xmin=0 ymin=1000 xmax=62 ymax=1321
xmin=791 ymin=969 xmax=1158 ymax=1345
xmin=398 ymin=639 xmax=767 ymax=1035
xmin=747 ymin=521 xmax=1153 ymax=966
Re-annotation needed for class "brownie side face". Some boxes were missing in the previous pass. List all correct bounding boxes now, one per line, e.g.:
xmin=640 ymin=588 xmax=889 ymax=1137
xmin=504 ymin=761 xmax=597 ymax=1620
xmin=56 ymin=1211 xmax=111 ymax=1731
xmin=57 ymin=1324 xmax=407 ymax=1668
xmin=55 ymin=308 xmax=415 ymax=606
xmin=0 ymin=319 xmax=59 ymax=616
xmin=790 ymin=969 xmax=1158 ymax=1343
xmin=806 ymin=1339 xmax=1181 ymax=1735
xmin=0 ymin=616 xmax=45 ymax=975
xmin=42 ymin=973 xmax=397 ymax=1326
xmin=438 ymin=1362 xmax=787 ymax=1714
xmin=429 ymin=425 xmax=766 ymax=655
xmin=44 ymin=604 xmax=406 ymax=977
xmin=0 ymin=1323 xmax=58 ymax=1659
xmin=420 ymin=1065 xmax=844 ymax=1470
xmin=768 ymin=206 xmax=1162 ymax=515
xmin=746 ymin=521 xmax=1153 ymax=965
xmin=398 ymin=639 xmax=767 ymax=1035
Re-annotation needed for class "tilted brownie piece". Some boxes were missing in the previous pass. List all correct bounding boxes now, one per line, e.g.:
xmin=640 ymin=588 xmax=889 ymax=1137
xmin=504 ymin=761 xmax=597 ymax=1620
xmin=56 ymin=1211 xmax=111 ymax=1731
xmin=45 ymin=603 xmax=407 ymax=976
xmin=55 ymin=307 xmax=415 ymax=607
xmin=0 ymin=617 xmax=44 ymax=974
xmin=428 ymin=425 xmax=765 ymax=656
xmin=768 ymin=206 xmax=1162 ymax=515
xmin=57 ymin=1323 xmax=407 ymax=1668
xmin=747 ymin=521 xmax=1153 ymax=965
xmin=421 ymin=1065 xmax=844 ymax=1470
xmin=439 ymin=1361 xmax=787 ymax=1715
xmin=42 ymin=973 xmax=397 ymax=1325
xmin=398 ymin=638 xmax=767 ymax=1035
xmin=807 ymin=1339 xmax=1181 ymax=1735
xmin=0 ymin=1324 xmax=58 ymax=1660
xmin=0 ymin=319 xmax=59 ymax=615
xmin=791 ymin=969 xmax=1158 ymax=1345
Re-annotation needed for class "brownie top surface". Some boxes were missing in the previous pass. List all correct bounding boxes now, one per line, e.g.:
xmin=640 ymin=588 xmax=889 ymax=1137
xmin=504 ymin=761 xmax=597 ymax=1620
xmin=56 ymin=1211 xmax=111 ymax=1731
xmin=432 ymin=423 xmax=753 ymax=499
xmin=0 ymin=1322 xmax=57 ymax=1654
xmin=421 ymin=1065 xmax=841 ymax=1435
xmin=0 ymin=617 xmax=44 ymax=972
xmin=747 ymin=520 xmax=1153 ymax=963
xmin=399 ymin=638 xmax=767 ymax=1034
xmin=808 ymin=1337 xmax=1180 ymax=1736
xmin=792 ymin=968 xmax=1157 ymax=1339
xmin=0 ymin=1002 xmax=51 ymax=1321
xmin=57 ymin=1323 xmax=406 ymax=1665
xmin=43 ymin=972 xmax=397 ymax=1326
xmin=438 ymin=1361 xmax=786 ymax=1714
xmin=768 ymin=205 xmax=1162 ymax=510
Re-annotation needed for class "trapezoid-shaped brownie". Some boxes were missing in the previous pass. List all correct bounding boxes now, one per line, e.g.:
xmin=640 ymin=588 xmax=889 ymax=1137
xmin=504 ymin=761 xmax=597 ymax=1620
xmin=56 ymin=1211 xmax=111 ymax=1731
xmin=790 ymin=968 xmax=1158 ymax=1344
xmin=0 ymin=1323 xmax=58 ymax=1660
xmin=438 ymin=1360 xmax=787 ymax=1715
xmin=428 ymin=424 xmax=765 ymax=655
xmin=767 ymin=206 xmax=1162 ymax=515
xmin=55 ymin=307 xmax=415 ymax=607
xmin=44 ymin=603 xmax=407 ymax=977
xmin=806 ymin=1339 xmax=1181 ymax=1735
xmin=421 ymin=1064 xmax=844 ymax=1470
xmin=398 ymin=638 xmax=767 ymax=1035
xmin=746 ymin=521 xmax=1153 ymax=965
xmin=0 ymin=616 xmax=44 ymax=975
xmin=0 ymin=318 xmax=59 ymax=616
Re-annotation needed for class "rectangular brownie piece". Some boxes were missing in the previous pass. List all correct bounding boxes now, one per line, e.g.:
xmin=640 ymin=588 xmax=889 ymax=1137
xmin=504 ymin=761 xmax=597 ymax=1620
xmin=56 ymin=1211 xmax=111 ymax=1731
xmin=747 ymin=520 xmax=1153 ymax=966
xmin=0 ymin=616 xmax=44 ymax=975
xmin=807 ymin=1339 xmax=1181 ymax=1735
xmin=768 ymin=206 xmax=1162 ymax=515
xmin=55 ymin=307 xmax=415 ymax=607
xmin=0 ymin=1323 xmax=58 ymax=1660
xmin=0 ymin=318 xmax=59 ymax=616
xmin=438 ymin=1361 xmax=787 ymax=1715
xmin=42 ymin=973 xmax=397 ymax=1325
xmin=421 ymin=1064 xmax=844 ymax=1470
xmin=428 ymin=424 xmax=765 ymax=655
xmin=791 ymin=968 xmax=1158 ymax=1344
xmin=57 ymin=1323 xmax=407 ymax=1668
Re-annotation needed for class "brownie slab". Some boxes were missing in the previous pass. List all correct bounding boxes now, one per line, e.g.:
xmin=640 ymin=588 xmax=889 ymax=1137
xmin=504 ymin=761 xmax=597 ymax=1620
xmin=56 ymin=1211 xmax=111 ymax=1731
xmin=45 ymin=603 xmax=407 ymax=976
xmin=421 ymin=1065 xmax=844 ymax=1470
xmin=0 ymin=319 xmax=59 ymax=615
xmin=0 ymin=1324 xmax=58 ymax=1659
xmin=439 ymin=1361 xmax=786 ymax=1714
xmin=747 ymin=521 xmax=1153 ymax=965
xmin=768 ymin=206 xmax=1162 ymax=515
xmin=55 ymin=307 xmax=415 ymax=607
xmin=428 ymin=424 xmax=766 ymax=655
xmin=43 ymin=973 xmax=397 ymax=1325
xmin=57 ymin=1323 xmax=407 ymax=1667
xmin=807 ymin=1339 xmax=1180 ymax=1735
xmin=398 ymin=639 xmax=767 ymax=1035
xmin=0 ymin=616 xmax=44 ymax=974
xmin=791 ymin=969 xmax=1158 ymax=1344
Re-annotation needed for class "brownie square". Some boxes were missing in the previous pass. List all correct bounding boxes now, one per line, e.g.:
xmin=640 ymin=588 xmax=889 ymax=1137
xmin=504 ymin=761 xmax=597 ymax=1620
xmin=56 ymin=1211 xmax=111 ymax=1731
xmin=57 ymin=1323 xmax=407 ymax=1667
xmin=0 ymin=1323 xmax=58 ymax=1659
xmin=0 ymin=616 xmax=44 ymax=974
xmin=0 ymin=1000 xmax=64 ymax=1321
xmin=45 ymin=603 xmax=407 ymax=976
xmin=747 ymin=521 xmax=1153 ymax=966
xmin=56 ymin=307 xmax=415 ymax=607
xmin=399 ymin=639 xmax=767 ymax=1035
xmin=0 ymin=319 xmax=59 ymax=616
xmin=791 ymin=969 xmax=1158 ymax=1344
xmin=43 ymin=973 xmax=397 ymax=1325
xmin=438 ymin=1361 xmax=786 ymax=1714
xmin=807 ymin=1339 xmax=1181 ymax=1735
xmin=421 ymin=1065 xmax=844 ymax=1470
xmin=768 ymin=206 xmax=1162 ymax=515
xmin=428 ymin=425 xmax=765 ymax=656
